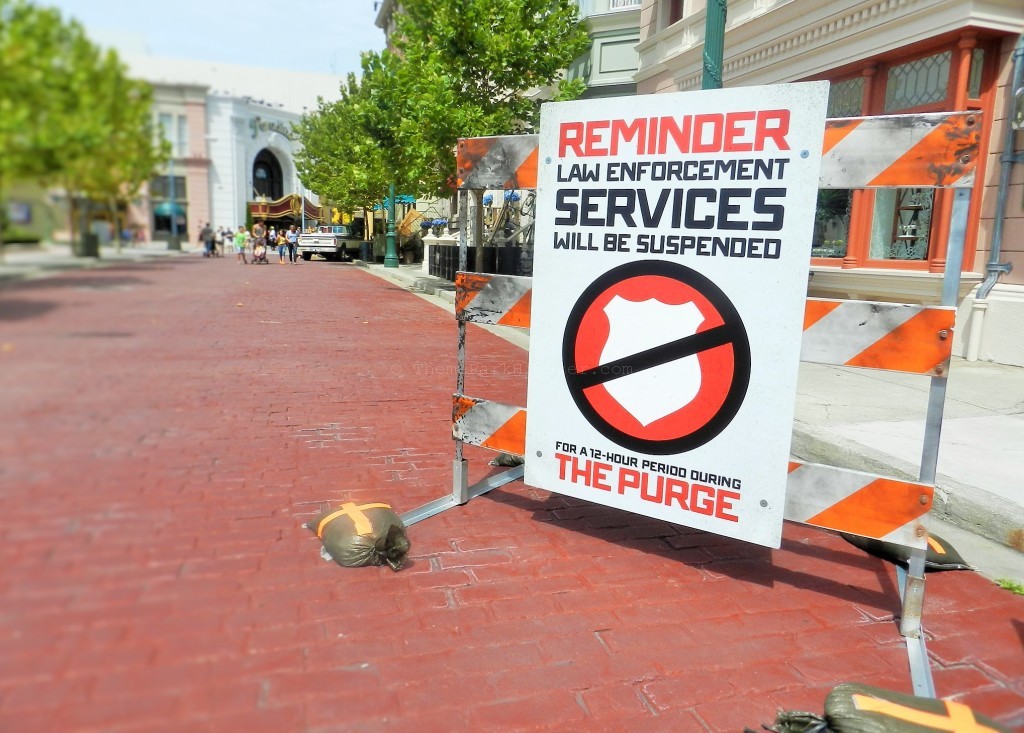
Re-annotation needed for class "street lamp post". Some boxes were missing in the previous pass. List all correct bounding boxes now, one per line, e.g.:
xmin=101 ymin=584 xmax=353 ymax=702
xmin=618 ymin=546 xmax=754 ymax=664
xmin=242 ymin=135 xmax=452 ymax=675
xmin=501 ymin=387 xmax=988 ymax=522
xmin=384 ymin=181 xmax=399 ymax=268
xmin=702 ymin=0 xmax=727 ymax=91
xmin=167 ymin=157 xmax=181 ymax=250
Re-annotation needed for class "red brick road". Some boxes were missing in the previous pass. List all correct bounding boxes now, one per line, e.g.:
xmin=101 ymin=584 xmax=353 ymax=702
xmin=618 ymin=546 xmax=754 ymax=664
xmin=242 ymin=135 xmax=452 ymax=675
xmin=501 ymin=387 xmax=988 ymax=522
xmin=1 ymin=256 xmax=1021 ymax=732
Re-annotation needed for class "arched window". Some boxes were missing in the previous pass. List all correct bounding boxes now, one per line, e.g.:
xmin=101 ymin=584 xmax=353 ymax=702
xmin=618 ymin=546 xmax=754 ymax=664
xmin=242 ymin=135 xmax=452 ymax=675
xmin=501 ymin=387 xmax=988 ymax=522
xmin=252 ymin=149 xmax=283 ymax=199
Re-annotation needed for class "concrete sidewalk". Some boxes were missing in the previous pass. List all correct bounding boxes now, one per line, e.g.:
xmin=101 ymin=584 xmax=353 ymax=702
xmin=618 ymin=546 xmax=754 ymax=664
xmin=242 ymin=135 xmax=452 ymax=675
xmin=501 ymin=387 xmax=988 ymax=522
xmin=363 ymin=262 xmax=1024 ymax=581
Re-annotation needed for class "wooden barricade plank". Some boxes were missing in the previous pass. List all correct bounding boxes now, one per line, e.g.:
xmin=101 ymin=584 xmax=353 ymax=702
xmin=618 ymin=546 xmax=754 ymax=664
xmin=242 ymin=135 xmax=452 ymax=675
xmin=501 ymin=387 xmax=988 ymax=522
xmin=457 ymin=136 xmax=539 ymax=190
xmin=454 ymin=272 xmax=533 ymax=328
xmin=784 ymin=461 xmax=932 ymax=549
xmin=802 ymin=299 xmax=955 ymax=376
xmin=455 ymin=275 xmax=955 ymax=375
xmin=450 ymin=394 xmax=931 ymax=548
xmin=454 ymin=112 xmax=981 ymax=190
xmin=453 ymin=394 xmax=527 ymax=457
xmin=819 ymin=112 xmax=980 ymax=188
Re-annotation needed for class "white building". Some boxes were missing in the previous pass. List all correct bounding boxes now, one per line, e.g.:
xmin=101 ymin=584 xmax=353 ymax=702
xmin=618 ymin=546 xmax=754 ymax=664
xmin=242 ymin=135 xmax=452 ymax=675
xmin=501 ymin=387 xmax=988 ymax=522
xmin=121 ymin=52 xmax=342 ymax=242
xmin=569 ymin=0 xmax=644 ymax=98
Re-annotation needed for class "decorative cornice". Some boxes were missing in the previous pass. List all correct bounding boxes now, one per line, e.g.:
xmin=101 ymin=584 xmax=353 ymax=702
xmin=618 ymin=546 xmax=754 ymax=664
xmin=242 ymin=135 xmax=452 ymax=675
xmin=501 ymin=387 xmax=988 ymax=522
xmin=676 ymin=0 xmax=923 ymax=90
xmin=636 ymin=0 xmax=1024 ymax=90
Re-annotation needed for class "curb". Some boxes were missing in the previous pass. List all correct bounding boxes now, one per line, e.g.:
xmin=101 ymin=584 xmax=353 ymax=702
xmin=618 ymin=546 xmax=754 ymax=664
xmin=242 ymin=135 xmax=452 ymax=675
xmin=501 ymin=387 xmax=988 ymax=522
xmin=359 ymin=262 xmax=457 ymax=304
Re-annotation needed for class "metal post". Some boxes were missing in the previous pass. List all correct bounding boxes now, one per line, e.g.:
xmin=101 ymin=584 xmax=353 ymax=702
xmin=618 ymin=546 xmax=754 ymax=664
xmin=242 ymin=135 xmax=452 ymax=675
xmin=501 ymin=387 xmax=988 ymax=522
xmin=897 ymin=563 xmax=935 ymax=697
xmin=702 ymin=0 xmax=727 ymax=90
xmin=472 ymin=189 xmax=485 ymax=273
xmin=453 ymin=188 xmax=470 ymax=503
xmin=167 ymin=158 xmax=181 ymax=250
xmin=384 ymin=182 xmax=399 ymax=268
xmin=899 ymin=187 xmax=969 ymax=697
xmin=458 ymin=189 xmax=468 ymax=272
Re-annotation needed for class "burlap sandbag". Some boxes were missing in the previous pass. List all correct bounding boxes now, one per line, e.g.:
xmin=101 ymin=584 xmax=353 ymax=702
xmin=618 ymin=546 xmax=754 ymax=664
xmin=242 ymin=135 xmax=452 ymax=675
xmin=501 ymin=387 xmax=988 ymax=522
xmin=840 ymin=532 xmax=972 ymax=571
xmin=489 ymin=452 xmax=525 ymax=467
xmin=306 ymin=502 xmax=410 ymax=571
xmin=749 ymin=683 xmax=1012 ymax=733
xmin=823 ymin=682 xmax=1012 ymax=733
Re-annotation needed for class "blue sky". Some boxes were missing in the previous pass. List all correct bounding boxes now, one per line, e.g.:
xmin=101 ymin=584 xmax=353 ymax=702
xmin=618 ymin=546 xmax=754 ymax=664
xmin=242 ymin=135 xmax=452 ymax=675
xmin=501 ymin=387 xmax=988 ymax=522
xmin=44 ymin=0 xmax=387 ymax=77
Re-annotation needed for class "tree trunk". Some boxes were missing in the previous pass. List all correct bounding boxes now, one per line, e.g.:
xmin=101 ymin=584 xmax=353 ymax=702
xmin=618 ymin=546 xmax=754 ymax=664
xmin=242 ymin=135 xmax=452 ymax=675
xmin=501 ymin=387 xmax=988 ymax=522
xmin=110 ymin=198 xmax=122 ymax=254
xmin=67 ymin=186 xmax=78 ymax=254
xmin=0 ymin=175 xmax=6 ymax=265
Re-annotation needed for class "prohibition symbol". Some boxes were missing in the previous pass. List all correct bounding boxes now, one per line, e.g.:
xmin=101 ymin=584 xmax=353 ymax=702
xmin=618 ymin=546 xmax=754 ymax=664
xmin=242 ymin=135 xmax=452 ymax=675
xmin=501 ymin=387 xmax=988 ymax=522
xmin=562 ymin=260 xmax=750 ymax=454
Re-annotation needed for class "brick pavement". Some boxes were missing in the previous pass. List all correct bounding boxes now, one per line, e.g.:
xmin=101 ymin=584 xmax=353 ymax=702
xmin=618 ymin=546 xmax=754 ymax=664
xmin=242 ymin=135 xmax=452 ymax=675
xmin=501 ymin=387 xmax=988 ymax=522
xmin=0 ymin=256 xmax=1021 ymax=732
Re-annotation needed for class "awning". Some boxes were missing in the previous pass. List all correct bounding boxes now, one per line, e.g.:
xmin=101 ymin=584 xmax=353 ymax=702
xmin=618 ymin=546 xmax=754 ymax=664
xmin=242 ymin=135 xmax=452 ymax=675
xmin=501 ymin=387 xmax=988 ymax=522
xmin=248 ymin=194 xmax=324 ymax=223
xmin=152 ymin=202 xmax=186 ymax=217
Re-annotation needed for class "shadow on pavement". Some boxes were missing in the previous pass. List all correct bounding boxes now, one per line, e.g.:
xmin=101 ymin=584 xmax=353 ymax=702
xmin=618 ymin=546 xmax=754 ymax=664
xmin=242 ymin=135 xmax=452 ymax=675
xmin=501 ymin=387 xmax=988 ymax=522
xmin=0 ymin=298 xmax=60 ymax=321
xmin=0 ymin=258 xmax=205 ymax=290
xmin=479 ymin=482 xmax=904 ymax=616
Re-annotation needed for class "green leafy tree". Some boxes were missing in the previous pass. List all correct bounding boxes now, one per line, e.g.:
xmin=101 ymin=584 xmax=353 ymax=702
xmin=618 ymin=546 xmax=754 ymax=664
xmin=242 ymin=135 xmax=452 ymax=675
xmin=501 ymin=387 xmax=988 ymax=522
xmin=392 ymin=0 xmax=590 ymax=193
xmin=295 ymin=0 xmax=589 ymax=207
xmin=0 ymin=0 xmax=166 ymax=259
xmin=295 ymin=53 xmax=400 ymax=215
xmin=0 ymin=0 xmax=85 ymax=260
xmin=73 ymin=50 xmax=169 ymax=252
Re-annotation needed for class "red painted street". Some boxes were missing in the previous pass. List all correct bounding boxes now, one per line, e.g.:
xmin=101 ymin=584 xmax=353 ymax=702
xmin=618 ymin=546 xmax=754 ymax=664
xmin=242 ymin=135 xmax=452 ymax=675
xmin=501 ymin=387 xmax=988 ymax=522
xmin=0 ymin=256 xmax=1021 ymax=732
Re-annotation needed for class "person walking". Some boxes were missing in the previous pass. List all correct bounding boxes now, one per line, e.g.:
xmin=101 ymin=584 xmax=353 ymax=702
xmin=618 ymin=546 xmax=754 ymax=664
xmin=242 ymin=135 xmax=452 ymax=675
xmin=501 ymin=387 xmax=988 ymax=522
xmin=276 ymin=229 xmax=288 ymax=264
xmin=200 ymin=222 xmax=214 ymax=258
xmin=252 ymin=219 xmax=267 ymax=254
xmin=286 ymin=225 xmax=299 ymax=264
xmin=233 ymin=225 xmax=249 ymax=264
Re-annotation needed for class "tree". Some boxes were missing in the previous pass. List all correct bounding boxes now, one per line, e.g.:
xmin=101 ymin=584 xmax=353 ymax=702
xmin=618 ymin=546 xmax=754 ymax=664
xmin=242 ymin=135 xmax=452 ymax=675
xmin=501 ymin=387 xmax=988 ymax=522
xmin=70 ymin=49 xmax=169 ymax=252
xmin=391 ymin=0 xmax=590 ymax=193
xmin=0 ymin=0 xmax=82 ymax=260
xmin=295 ymin=0 xmax=590 ymax=205
xmin=0 ymin=0 xmax=166 ymax=259
xmin=294 ymin=52 xmax=408 ymax=215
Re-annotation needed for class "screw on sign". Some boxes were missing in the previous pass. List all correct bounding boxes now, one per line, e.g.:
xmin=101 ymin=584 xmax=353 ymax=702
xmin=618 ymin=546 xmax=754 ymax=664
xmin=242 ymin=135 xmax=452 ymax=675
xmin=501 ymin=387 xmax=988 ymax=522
xmin=562 ymin=260 xmax=750 ymax=455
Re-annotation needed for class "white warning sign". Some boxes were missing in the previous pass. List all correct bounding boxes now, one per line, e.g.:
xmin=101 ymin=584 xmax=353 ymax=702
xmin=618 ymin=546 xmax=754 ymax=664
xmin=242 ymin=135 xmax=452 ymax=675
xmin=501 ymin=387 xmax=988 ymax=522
xmin=524 ymin=83 xmax=829 ymax=548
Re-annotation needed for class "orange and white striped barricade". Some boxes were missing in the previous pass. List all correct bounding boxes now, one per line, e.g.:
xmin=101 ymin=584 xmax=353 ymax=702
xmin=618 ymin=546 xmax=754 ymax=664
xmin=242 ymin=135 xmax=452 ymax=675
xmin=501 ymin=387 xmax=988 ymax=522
xmin=449 ymin=112 xmax=982 ymax=192
xmin=399 ymin=111 xmax=981 ymax=699
xmin=801 ymin=300 xmax=956 ymax=377
xmin=437 ymin=275 xmax=948 ymax=548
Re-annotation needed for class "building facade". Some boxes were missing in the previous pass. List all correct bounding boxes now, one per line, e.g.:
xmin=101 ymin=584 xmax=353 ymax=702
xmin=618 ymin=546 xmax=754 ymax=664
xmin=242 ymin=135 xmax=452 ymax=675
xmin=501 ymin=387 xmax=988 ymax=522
xmin=569 ymin=0 xmax=643 ymax=98
xmin=126 ymin=54 xmax=341 ymax=243
xmin=635 ymin=0 xmax=1024 ymax=365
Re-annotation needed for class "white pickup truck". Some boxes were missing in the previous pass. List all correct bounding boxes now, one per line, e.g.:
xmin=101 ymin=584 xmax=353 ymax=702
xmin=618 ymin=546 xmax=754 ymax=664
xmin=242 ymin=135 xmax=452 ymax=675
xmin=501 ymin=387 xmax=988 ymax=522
xmin=296 ymin=225 xmax=367 ymax=262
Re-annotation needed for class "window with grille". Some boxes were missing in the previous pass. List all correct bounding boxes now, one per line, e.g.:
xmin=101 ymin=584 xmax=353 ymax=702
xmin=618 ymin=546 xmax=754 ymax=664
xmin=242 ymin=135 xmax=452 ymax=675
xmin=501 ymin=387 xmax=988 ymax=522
xmin=884 ymin=51 xmax=951 ymax=112
xmin=968 ymin=48 xmax=985 ymax=99
xmin=869 ymin=188 xmax=934 ymax=261
xmin=826 ymin=77 xmax=863 ymax=118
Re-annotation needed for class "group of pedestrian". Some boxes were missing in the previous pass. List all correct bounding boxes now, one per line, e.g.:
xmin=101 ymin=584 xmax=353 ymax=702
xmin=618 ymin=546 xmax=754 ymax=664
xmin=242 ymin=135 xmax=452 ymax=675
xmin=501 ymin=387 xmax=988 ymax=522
xmin=198 ymin=223 xmax=221 ymax=257
xmin=198 ymin=224 xmax=245 ymax=258
xmin=229 ymin=220 xmax=300 ymax=265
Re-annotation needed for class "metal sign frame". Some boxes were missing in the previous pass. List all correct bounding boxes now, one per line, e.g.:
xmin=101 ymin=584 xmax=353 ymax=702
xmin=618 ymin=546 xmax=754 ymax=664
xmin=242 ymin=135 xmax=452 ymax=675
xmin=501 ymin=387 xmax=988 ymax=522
xmin=399 ymin=110 xmax=982 ymax=699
